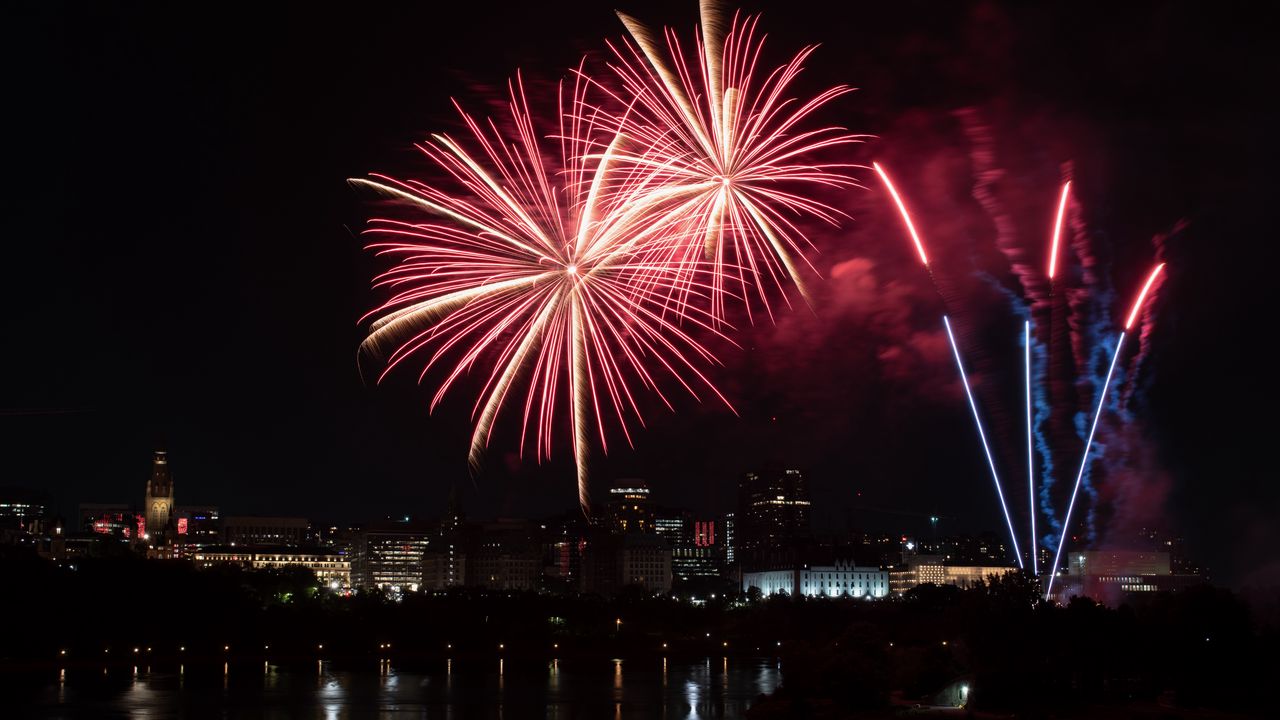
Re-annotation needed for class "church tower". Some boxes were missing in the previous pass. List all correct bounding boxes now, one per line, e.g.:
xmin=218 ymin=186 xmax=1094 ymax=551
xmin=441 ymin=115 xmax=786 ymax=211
xmin=144 ymin=450 xmax=175 ymax=543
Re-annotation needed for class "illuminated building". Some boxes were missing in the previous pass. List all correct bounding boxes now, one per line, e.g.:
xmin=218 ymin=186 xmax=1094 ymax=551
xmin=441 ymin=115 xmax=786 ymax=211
xmin=143 ymin=450 xmax=175 ymax=544
xmin=78 ymin=503 xmax=140 ymax=540
xmin=889 ymin=557 xmax=1017 ymax=595
xmin=221 ymin=516 xmax=310 ymax=546
xmin=661 ymin=514 xmax=723 ymax=581
xmin=354 ymin=521 xmax=431 ymax=591
xmin=653 ymin=512 xmax=684 ymax=542
xmin=172 ymin=505 xmax=220 ymax=556
xmin=193 ymin=546 xmax=351 ymax=587
xmin=744 ymin=561 xmax=889 ymax=598
xmin=0 ymin=487 xmax=51 ymax=533
xmin=722 ymin=512 xmax=736 ymax=565
xmin=737 ymin=468 xmax=811 ymax=569
xmin=607 ymin=480 xmax=653 ymax=534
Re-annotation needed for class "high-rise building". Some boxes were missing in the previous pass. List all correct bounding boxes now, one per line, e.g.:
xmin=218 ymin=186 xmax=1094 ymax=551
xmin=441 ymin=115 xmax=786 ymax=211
xmin=354 ymin=520 xmax=432 ymax=591
xmin=722 ymin=512 xmax=736 ymax=566
xmin=737 ymin=468 xmax=811 ymax=570
xmin=607 ymin=480 xmax=654 ymax=534
xmin=143 ymin=450 xmax=175 ymax=544
xmin=659 ymin=513 xmax=723 ymax=582
xmin=653 ymin=511 xmax=685 ymax=542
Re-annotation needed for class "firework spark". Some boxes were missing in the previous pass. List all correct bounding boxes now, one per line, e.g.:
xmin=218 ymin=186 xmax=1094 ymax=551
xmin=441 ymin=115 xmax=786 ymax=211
xmin=600 ymin=0 xmax=861 ymax=321
xmin=353 ymin=75 xmax=732 ymax=512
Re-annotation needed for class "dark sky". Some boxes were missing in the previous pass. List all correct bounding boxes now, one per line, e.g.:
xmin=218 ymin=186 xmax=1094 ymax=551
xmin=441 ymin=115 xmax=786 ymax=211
xmin=5 ymin=1 xmax=1276 ymax=585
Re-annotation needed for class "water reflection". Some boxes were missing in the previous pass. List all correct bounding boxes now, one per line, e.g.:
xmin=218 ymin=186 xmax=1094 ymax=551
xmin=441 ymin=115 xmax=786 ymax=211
xmin=20 ymin=657 xmax=780 ymax=719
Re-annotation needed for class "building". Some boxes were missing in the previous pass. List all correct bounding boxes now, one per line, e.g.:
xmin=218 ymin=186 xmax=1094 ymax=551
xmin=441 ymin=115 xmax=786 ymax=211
xmin=744 ymin=561 xmax=890 ymax=599
xmin=889 ymin=557 xmax=1018 ymax=595
xmin=737 ymin=468 xmax=811 ymax=569
xmin=1047 ymin=549 xmax=1204 ymax=604
xmin=79 ymin=503 xmax=141 ymax=540
xmin=607 ymin=480 xmax=654 ymax=534
xmin=423 ymin=543 xmax=466 ymax=590
xmin=581 ymin=530 xmax=673 ymax=595
xmin=175 ymin=506 xmax=220 ymax=542
xmin=466 ymin=519 xmax=540 ymax=590
xmin=620 ymin=533 xmax=673 ymax=594
xmin=172 ymin=505 xmax=220 ymax=556
xmin=193 ymin=546 xmax=351 ymax=587
xmin=904 ymin=532 xmax=1013 ymax=567
xmin=143 ymin=450 xmax=175 ymax=544
xmin=653 ymin=511 xmax=685 ymax=543
xmin=222 ymin=516 xmax=311 ymax=546
xmin=722 ymin=512 xmax=736 ymax=566
xmin=669 ymin=516 xmax=724 ymax=582
xmin=354 ymin=521 xmax=432 ymax=591
xmin=540 ymin=511 xmax=589 ymax=590
xmin=0 ymin=487 xmax=51 ymax=534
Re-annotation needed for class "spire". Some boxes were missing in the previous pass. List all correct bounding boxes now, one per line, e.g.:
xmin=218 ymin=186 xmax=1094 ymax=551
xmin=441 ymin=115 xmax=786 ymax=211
xmin=144 ymin=449 xmax=175 ymax=544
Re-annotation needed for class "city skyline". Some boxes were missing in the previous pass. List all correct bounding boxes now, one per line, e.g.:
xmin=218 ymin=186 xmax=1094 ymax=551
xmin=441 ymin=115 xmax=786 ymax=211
xmin=4 ymin=0 xmax=1274 ymax=591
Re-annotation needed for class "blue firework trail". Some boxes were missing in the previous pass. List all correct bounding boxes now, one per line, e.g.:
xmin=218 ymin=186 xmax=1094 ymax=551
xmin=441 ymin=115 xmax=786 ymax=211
xmin=980 ymin=274 xmax=1060 ymax=554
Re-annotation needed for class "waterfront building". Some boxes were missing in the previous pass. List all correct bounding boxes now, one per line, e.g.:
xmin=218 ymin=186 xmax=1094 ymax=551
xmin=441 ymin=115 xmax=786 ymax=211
xmin=744 ymin=560 xmax=890 ymax=599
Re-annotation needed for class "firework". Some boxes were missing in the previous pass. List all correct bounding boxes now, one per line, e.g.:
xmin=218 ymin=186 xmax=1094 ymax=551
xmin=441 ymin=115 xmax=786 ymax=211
xmin=944 ymin=316 xmax=1025 ymax=568
xmin=353 ymin=75 xmax=731 ymax=512
xmin=873 ymin=162 xmax=930 ymax=267
xmin=875 ymin=162 xmax=1034 ymax=566
xmin=1047 ymin=182 xmax=1071 ymax=280
xmin=1045 ymin=263 xmax=1164 ymax=598
xmin=600 ymin=0 xmax=861 ymax=321
xmin=1025 ymin=320 xmax=1038 ymax=575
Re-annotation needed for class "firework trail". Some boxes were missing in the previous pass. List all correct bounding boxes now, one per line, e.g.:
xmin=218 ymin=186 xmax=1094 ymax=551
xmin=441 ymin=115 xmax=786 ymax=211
xmin=1025 ymin=319 xmax=1037 ymax=575
xmin=352 ymin=75 xmax=733 ymax=512
xmin=1063 ymin=199 xmax=1118 ymax=546
xmin=1045 ymin=263 xmax=1164 ymax=598
xmin=1039 ymin=180 xmax=1072 ymax=548
xmin=875 ymin=160 xmax=1025 ymax=567
xmin=1119 ymin=223 xmax=1180 ymax=411
xmin=600 ymin=0 xmax=862 ymax=322
xmin=956 ymin=109 xmax=1072 ymax=566
xmin=944 ymin=315 xmax=1024 ymax=568
xmin=1047 ymin=182 xmax=1072 ymax=281
xmin=873 ymin=162 xmax=929 ymax=267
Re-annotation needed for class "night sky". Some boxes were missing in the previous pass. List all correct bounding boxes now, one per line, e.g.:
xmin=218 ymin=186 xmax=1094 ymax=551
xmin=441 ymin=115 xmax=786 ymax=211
xmin=5 ymin=1 xmax=1275 ymax=586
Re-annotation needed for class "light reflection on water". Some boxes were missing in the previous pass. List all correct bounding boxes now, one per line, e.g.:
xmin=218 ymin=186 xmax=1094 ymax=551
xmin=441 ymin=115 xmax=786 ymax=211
xmin=22 ymin=657 xmax=780 ymax=719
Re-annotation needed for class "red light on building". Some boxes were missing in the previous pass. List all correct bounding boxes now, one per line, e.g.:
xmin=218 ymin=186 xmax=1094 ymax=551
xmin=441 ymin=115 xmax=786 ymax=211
xmin=177 ymin=517 xmax=188 ymax=535
xmin=137 ymin=516 xmax=146 ymax=538
xmin=695 ymin=521 xmax=716 ymax=547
